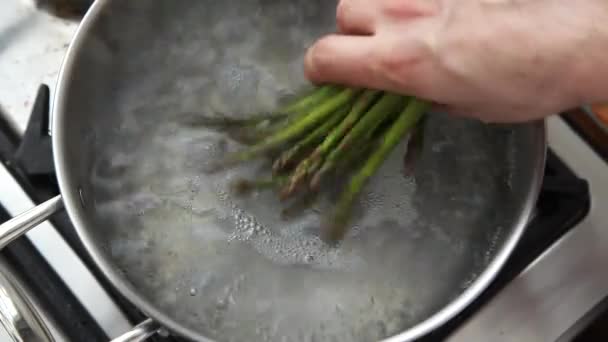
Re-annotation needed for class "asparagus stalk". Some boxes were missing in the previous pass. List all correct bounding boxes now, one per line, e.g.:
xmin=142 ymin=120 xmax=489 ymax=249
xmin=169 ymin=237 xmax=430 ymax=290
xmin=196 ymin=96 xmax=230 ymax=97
xmin=230 ymin=176 xmax=288 ymax=196
xmin=178 ymin=112 xmax=286 ymax=128
xmin=337 ymin=140 xmax=376 ymax=172
xmin=179 ymin=85 xmax=337 ymax=128
xmin=279 ymin=84 xmax=341 ymax=114
xmin=310 ymin=134 xmax=376 ymax=190
xmin=211 ymin=87 xmax=361 ymax=171
xmin=322 ymin=98 xmax=429 ymax=243
xmin=224 ymin=111 xmax=305 ymax=145
xmin=261 ymin=85 xmax=343 ymax=135
xmin=272 ymin=104 xmax=351 ymax=173
xmin=282 ymin=93 xmax=402 ymax=197
xmin=309 ymin=89 xmax=381 ymax=162
xmin=183 ymin=86 xmax=341 ymax=145
xmin=332 ymin=93 xmax=406 ymax=154
xmin=310 ymin=94 xmax=406 ymax=187
xmin=280 ymin=160 xmax=311 ymax=199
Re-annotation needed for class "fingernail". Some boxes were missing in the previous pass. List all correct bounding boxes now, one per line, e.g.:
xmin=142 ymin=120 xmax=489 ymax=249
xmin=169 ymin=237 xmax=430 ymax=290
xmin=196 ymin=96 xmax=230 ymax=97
xmin=304 ymin=45 xmax=317 ymax=81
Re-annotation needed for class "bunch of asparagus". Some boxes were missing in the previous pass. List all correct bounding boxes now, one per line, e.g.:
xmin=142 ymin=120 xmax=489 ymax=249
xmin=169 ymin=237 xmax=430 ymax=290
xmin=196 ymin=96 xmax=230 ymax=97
xmin=204 ymin=85 xmax=429 ymax=243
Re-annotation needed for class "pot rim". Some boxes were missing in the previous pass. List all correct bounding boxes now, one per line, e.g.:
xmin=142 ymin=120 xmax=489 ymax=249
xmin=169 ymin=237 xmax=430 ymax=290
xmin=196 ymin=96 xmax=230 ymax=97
xmin=51 ymin=1 xmax=547 ymax=340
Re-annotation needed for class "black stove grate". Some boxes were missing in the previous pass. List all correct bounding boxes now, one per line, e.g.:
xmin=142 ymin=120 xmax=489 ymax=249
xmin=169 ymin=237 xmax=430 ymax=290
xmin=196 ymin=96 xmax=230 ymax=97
xmin=0 ymin=84 xmax=591 ymax=342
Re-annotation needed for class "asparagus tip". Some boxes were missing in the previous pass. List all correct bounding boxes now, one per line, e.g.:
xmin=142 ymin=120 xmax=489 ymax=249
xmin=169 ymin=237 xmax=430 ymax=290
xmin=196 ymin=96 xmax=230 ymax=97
xmin=272 ymin=148 xmax=299 ymax=174
xmin=272 ymin=157 xmax=284 ymax=174
xmin=309 ymin=167 xmax=326 ymax=191
xmin=279 ymin=181 xmax=298 ymax=200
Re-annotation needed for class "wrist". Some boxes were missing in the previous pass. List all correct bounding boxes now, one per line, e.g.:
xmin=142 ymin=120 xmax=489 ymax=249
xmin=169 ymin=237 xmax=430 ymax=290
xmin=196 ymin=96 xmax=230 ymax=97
xmin=564 ymin=0 xmax=608 ymax=107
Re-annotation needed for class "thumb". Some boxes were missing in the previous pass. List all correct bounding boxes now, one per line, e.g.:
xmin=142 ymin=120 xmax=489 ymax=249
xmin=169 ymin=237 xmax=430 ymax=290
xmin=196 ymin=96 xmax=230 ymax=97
xmin=304 ymin=34 xmax=385 ymax=89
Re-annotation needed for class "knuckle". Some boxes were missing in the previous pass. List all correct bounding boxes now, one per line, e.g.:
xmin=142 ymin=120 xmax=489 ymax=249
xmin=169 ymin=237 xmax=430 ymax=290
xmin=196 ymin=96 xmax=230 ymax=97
xmin=381 ymin=0 xmax=441 ymax=19
xmin=375 ymin=44 xmax=427 ymax=93
xmin=378 ymin=47 xmax=410 ymax=74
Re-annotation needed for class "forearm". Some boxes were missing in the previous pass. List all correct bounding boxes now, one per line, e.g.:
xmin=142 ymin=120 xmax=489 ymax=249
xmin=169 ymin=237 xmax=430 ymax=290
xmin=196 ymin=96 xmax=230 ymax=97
xmin=560 ymin=0 xmax=608 ymax=106
xmin=495 ymin=0 xmax=608 ymax=111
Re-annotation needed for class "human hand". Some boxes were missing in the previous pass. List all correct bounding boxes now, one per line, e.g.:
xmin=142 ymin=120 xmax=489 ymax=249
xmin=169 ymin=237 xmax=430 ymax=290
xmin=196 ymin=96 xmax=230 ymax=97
xmin=304 ymin=0 xmax=608 ymax=123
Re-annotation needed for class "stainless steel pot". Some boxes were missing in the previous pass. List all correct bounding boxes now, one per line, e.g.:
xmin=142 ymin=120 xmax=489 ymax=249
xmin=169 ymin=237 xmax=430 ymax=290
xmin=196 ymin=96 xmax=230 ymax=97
xmin=0 ymin=0 xmax=546 ymax=341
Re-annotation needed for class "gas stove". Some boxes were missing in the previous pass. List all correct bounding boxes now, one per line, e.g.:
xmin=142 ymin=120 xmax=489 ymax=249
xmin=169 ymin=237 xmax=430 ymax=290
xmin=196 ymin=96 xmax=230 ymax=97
xmin=1 ymin=1 xmax=607 ymax=341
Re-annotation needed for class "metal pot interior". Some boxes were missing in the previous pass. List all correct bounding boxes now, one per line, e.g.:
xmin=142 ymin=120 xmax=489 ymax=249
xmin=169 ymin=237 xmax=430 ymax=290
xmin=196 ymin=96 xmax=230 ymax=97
xmin=52 ymin=0 xmax=545 ymax=341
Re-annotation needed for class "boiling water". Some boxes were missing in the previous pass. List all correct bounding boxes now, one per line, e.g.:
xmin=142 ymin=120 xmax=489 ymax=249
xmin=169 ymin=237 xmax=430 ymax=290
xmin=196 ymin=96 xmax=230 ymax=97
xmin=80 ymin=1 xmax=517 ymax=341
xmin=90 ymin=112 xmax=511 ymax=342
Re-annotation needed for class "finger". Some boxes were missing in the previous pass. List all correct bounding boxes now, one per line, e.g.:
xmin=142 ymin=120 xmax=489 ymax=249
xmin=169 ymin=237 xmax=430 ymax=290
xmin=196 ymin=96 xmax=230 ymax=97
xmin=336 ymin=0 xmax=377 ymax=34
xmin=304 ymin=34 xmax=386 ymax=90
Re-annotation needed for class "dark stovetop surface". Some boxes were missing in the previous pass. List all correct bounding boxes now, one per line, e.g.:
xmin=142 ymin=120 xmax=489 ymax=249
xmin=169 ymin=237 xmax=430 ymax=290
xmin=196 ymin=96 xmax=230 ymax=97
xmin=0 ymin=84 xmax=591 ymax=342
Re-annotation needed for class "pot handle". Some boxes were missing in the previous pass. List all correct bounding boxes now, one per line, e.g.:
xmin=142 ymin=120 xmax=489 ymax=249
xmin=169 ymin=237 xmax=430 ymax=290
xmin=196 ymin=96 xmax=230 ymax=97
xmin=0 ymin=198 xmax=163 ymax=341
xmin=0 ymin=195 xmax=63 ymax=250
xmin=110 ymin=319 xmax=160 ymax=342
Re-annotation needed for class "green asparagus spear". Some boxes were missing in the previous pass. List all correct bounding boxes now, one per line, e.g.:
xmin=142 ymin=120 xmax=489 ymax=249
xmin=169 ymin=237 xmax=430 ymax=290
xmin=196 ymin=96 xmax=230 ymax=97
xmin=230 ymin=176 xmax=288 ymax=196
xmin=309 ymin=89 xmax=381 ymax=161
xmin=177 ymin=112 xmax=286 ymax=128
xmin=322 ymin=98 xmax=429 ymax=243
xmin=261 ymin=85 xmax=344 ymax=135
xmin=337 ymin=140 xmax=376 ymax=172
xmin=185 ymin=85 xmax=341 ymax=143
xmin=310 ymin=135 xmax=376 ymax=190
xmin=334 ymin=93 xmax=406 ymax=152
xmin=317 ymin=109 xmax=400 ymax=176
xmin=280 ymin=160 xmax=311 ymax=199
xmin=279 ymin=85 xmax=341 ymax=114
xmin=283 ymin=93 xmax=401 ymax=197
xmin=311 ymin=94 xmax=406 ymax=185
xmin=211 ymin=87 xmax=361 ymax=171
xmin=179 ymin=85 xmax=337 ymax=127
xmin=273 ymin=105 xmax=351 ymax=173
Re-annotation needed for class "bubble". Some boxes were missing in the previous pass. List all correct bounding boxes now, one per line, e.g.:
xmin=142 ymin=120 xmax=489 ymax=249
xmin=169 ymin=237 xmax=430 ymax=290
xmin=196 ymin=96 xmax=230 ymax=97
xmin=216 ymin=298 xmax=227 ymax=310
